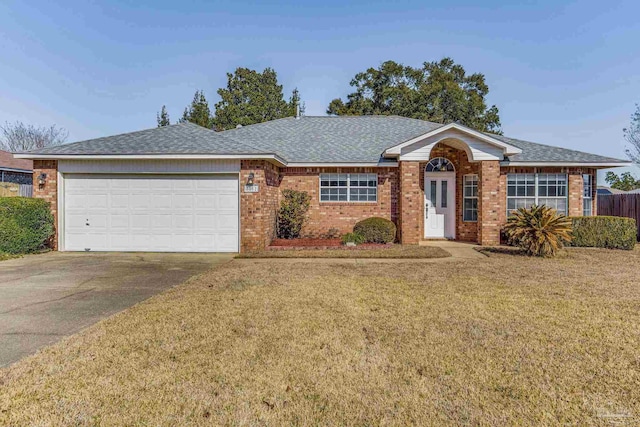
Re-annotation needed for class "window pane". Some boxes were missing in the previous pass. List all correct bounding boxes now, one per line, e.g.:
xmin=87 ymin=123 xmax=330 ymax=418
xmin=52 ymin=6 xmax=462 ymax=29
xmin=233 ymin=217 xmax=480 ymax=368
xmin=583 ymin=198 xmax=592 ymax=216
xmin=441 ymin=180 xmax=448 ymax=208
xmin=430 ymin=180 xmax=437 ymax=206
xmin=463 ymin=198 xmax=478 ymax=221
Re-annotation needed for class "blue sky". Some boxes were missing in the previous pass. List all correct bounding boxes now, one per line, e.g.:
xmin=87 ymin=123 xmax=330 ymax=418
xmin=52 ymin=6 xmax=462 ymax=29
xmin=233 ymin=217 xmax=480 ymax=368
xmin=0 ymin=0 xmax=638 ymax=178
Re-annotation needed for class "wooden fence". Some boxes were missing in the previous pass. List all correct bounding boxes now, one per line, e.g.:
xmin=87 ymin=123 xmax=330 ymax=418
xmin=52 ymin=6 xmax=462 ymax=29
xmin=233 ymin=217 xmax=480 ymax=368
xmin=19 ymin=184 xmax=33 ymax=197
xmin=0 ymin=183 xmax=33 ymax=197
xmin=597 ymin=194 xmax=640 ymax=241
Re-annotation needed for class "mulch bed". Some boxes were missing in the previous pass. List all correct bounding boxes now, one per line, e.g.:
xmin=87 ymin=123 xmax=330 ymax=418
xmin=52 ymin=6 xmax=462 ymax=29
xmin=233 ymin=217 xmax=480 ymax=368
xmin=268 ymin=238 xmax=392 ymax=251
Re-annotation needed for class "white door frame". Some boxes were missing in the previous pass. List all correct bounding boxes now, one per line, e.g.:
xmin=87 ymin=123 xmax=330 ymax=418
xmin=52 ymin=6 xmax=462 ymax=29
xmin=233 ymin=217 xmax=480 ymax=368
xmin=424 ymin=171 xmax=456 ymax=239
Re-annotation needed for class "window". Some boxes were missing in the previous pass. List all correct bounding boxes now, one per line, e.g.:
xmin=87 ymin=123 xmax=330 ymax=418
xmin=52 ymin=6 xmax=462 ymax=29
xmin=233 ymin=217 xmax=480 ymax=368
xmin=507 ymin=173 xmax=568 ymax=215
xmin=537 ymin=173 xmax=567 ymax=213
xmin=425 ymin=157 xmax=455 ymax=172
xmin=320 ymin=173 xmax=377 ymax=202
xmin=583 ymin=174 xmax=593 ymax=216
xmin=463 ymin=175 xmax=478 ymax=221
xmin=441 ymin=180 xmax=448 ymax=208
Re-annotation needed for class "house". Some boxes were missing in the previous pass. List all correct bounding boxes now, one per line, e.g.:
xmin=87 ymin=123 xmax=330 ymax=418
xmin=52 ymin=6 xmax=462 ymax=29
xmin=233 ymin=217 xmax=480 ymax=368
xmin=0 ymin=150 xmax=33 ymax=185
xmin=597 ymin=186 xmax=628 ymax=195
xmin=15 ymin=116 xmax=630 ymax=253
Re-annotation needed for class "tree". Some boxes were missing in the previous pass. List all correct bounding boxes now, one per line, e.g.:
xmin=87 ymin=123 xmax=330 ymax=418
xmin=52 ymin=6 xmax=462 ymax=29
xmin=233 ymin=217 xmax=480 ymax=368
xmin=624 ymin=104 xmax=640 ymax=164
xmin=156 ymin=105 xmax=170 ymax=127
xmin=213 ymin=67 xmax=301 ymax=131
xmin=605 ymin=171 xmax=640 ymax=191
xmin=327 ymin=58 xmax=502 ymax=133
xmin=289 ymin=87 xmax=305 ymax=117
xmin=179 ymin=90 xmax=214 ymax=128
xmin=0 ymin=121 xmax=68 ymax=152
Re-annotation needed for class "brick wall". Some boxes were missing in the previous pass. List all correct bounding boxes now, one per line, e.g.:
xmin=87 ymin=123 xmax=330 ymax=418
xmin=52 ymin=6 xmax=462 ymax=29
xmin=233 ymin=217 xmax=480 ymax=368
xmin=478 ymin=161 xmax=501 ymax=245
xmin=240 ymin=160 xmax=281 ymax=252
xmin=32 ymin=160 xmax=58 ymax=249
xmin=399 ymin=161 xmax=422 ymax=244
xmin=279 ymin=167 xmax=398 ymax=238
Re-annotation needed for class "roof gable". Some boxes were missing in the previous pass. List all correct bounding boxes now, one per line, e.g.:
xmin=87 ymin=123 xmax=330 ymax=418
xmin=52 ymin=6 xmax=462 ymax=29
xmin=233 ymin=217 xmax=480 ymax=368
xmin=383 ymin=123 xmax=521 ymax=158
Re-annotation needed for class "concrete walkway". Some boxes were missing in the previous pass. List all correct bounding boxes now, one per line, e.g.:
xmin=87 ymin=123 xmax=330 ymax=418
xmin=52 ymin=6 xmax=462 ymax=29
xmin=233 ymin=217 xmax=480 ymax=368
xmin=419 ymin=240 xmax=487 ymax=259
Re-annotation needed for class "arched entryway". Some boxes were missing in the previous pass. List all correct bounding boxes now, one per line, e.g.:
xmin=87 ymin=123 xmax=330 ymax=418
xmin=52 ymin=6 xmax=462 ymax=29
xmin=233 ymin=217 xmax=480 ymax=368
xmin=424 ymin=157 xmax=456 ymax=239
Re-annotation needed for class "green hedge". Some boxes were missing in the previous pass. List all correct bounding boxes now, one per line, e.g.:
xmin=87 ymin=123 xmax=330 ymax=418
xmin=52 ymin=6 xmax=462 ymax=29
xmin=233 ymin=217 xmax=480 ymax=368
xmin=0 ymin=197 xmax=54 ymax=254
xmin=570 ymin=216 xmax=636 ymax=250
xmin=353 ymin=217 xmax=396 ymax=244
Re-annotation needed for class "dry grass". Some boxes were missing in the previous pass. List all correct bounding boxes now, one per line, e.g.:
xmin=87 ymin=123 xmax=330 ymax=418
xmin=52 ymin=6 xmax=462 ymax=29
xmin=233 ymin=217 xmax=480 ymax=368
xmin=1 ymin=248 xmax=640 ymax=426
xmin=0 ymin=252 xmax=21 ymax=262
xmin=238 ymin=244 xmax=450 ymax=259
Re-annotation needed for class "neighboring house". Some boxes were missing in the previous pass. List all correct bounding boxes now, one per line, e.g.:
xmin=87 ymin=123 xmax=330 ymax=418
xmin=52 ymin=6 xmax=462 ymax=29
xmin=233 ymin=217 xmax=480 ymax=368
xmin=0 ymin=150 xmax=33 ymax=185
xmin=597 ymin=186 xmax=628 ymax=195
xmin=16 ymin=116 xmax=630 ymax=253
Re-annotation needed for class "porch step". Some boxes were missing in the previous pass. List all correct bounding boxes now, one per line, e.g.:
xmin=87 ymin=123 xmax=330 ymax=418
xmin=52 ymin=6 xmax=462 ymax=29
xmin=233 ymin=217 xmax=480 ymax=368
xmin=419 ymin=239 xmax=450 ymax=246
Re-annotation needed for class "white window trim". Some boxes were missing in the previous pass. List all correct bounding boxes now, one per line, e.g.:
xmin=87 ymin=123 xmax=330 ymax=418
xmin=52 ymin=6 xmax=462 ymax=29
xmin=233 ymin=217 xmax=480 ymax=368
xmin=507 ymin=173 xmax=569 ymax=215
xmin=583 ymin=174 xmax=593 ymax=216
xmin=319 ymin=173 xmax=378 ymax=203
xmin=463 ymin=174 xmax=478 ymax=222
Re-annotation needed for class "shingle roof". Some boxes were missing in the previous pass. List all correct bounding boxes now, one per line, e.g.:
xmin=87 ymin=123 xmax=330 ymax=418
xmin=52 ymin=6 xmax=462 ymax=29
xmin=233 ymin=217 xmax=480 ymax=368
xmin=490 ymin=134 xmax=627 ymax=164
xmin=0 ymin=150 xmax=33 ymax=171
xmin=26 ymin=122 xmax=269 ymax=155
xmin=21 ymin=116 xmax=628 ymax=165
xmin=221 ymin=116 xmax=444 ymax=163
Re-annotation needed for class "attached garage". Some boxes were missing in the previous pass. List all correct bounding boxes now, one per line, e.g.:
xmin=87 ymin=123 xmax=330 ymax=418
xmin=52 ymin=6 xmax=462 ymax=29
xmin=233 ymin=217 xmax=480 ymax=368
xmin=58 ymin=159 xmax=241 ymax=253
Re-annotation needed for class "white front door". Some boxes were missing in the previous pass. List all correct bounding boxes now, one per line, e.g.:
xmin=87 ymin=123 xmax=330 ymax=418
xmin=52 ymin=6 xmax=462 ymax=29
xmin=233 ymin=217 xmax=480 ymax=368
xmin=424 ymin=172 xmax=456 ymax=239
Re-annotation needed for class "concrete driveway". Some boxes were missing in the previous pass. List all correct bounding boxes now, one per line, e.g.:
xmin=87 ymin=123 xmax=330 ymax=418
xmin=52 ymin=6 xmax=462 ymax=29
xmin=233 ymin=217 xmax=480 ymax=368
xmin=0 ymin=252 xmax=233 ymax=367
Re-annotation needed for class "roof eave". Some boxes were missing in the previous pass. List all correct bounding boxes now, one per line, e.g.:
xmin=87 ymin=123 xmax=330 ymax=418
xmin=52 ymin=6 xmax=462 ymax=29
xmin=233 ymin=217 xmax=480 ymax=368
xmin=500 ymin=161 xmax=632 ymax=168
xmin=13 ymin=153 xmax=289 ymax=167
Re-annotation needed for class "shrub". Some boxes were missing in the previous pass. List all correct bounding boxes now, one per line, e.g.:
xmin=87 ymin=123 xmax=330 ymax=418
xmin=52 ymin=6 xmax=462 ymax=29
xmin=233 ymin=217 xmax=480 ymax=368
xmin=276 ymin=189 xmax=311 ymax=239
xmin=0 ymin=197 xmax=54 ymax=254
xmin=503 ymin=205 xmax=572 ymax=257
xmin=341 ymin=232 xmax=365 ymax=245
xmin=570 ymin=216 xmax=636 ymax=250
xmin=353 ymin=217 xmax=396 ymax=244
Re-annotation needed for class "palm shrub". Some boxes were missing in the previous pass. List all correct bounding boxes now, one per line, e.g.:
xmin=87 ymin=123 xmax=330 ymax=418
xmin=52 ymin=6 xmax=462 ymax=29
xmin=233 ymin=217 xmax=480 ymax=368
xmin=276 ymin=189 xmax=311 ymax=239
xmin=503 ymin=205 xmax=572 ymax=257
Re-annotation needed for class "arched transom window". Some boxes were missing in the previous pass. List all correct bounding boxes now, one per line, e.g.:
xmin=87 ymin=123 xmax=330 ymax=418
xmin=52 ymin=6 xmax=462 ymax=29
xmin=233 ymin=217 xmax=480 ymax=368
xmin=425 ymin=157 xmax=455 ymax=172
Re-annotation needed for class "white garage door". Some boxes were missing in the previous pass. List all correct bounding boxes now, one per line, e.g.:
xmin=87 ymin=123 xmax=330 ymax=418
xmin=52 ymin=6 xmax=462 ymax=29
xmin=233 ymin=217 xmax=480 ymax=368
xmin=63 ymin=174 xmax=239 ymax=252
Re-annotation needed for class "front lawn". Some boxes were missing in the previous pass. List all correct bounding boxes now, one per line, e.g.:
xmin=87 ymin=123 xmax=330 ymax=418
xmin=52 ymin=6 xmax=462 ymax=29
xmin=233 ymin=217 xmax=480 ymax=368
xmin=238 ymin=244 xmax=450 ymax=258
xmin=0 ymin=252 xmax=21 ymax=262
xmin=1 ymin=248 xmax=639 ymax=425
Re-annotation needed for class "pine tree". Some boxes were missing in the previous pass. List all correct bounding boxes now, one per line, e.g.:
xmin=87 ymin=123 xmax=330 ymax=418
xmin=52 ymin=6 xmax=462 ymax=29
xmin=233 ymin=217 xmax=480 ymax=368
xmin=179 ymin=90 xmax=213 ymax=128
xmin=213 ymin=68 xmax=302 ymax=130
xmin=156 ymin=105 xmax=170 ymax=127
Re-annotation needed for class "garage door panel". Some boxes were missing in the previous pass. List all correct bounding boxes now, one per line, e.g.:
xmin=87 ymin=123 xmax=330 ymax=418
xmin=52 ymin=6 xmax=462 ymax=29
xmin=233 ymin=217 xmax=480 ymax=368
xmin=64 ymin=174 xmax=238 ymax=252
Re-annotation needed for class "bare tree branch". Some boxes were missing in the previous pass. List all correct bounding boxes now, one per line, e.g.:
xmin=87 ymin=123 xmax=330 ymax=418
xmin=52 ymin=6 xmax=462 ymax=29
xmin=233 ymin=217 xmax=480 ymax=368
xmin=0 ymin=121 xmax=68 ymax=152
xmin=624 ymin=104 xmax=640 ymax=164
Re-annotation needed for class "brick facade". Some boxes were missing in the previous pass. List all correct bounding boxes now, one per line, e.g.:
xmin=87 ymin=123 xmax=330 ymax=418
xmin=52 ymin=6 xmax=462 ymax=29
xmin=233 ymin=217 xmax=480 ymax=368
xmin=240 ymin=160 xmax=281 ymax=252
xmin=398 ymin=161 xmax=422 ymax=244
xmin=477 ymin=160 xmax=502 ymax=245
xmin=32 ymin=160 xmax=59 ymax=250
xmin=32 ymin=157 xmax=598 ymax=253
xmin=279 ymin=167 xmax=398 ymax=238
